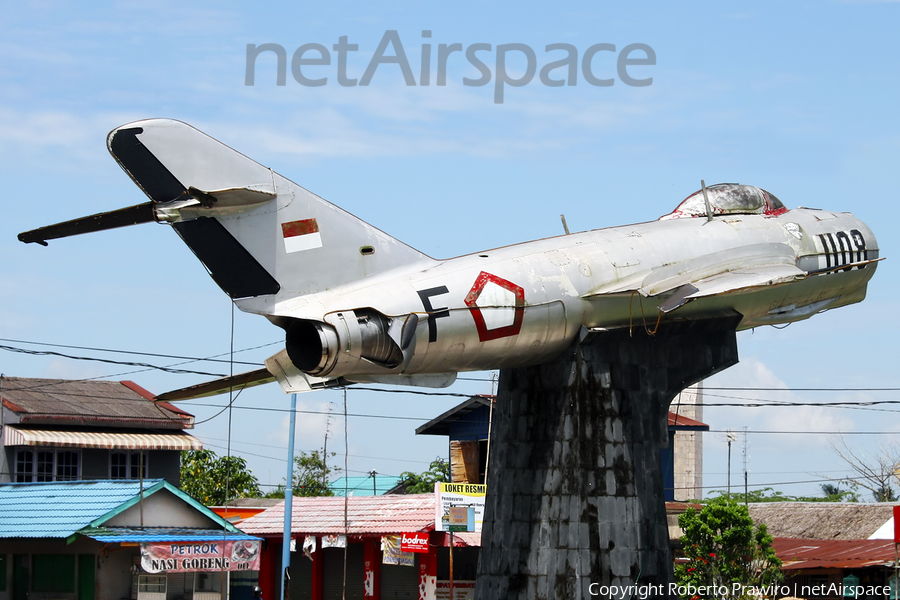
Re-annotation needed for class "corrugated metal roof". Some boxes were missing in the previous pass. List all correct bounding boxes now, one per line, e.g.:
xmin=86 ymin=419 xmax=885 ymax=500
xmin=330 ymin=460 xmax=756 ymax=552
xmin=773 ymin=537 xmax=898 ymax=569
xmin=80 ymin=526 xmax=259 ymax=542
xmin=0 ymin=479 xmax=160 ymax=538
xmin=449 ymin=531 xmax=481 ymax=547
xmin=3 ymin=426 xmax=202 ymax=450
xmin=0 ymin=377 xmax=192 ymax=429
xmin=240 ymin=495 xmax=436 ymax=536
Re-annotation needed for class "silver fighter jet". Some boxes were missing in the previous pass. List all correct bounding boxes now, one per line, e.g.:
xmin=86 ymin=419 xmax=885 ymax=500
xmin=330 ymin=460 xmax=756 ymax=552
xmin=18 ymin=119 xmax=881 ymax=399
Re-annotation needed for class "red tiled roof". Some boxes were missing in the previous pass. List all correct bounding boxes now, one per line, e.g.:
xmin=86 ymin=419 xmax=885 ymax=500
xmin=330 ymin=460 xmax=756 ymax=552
xmin=239 ymin=495 xmax=436 ymax=537
xmin=0 ymin=377 xmax=193 ymax=429
xmin=667 ymin=412 xmax=708 ymax=429
xmin=773 ymin=537 xmax=898 ymax=570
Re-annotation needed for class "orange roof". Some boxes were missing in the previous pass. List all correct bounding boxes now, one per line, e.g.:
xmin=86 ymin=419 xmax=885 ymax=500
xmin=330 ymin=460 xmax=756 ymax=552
xmin=667 ymin=412 xmax=708 ymax=429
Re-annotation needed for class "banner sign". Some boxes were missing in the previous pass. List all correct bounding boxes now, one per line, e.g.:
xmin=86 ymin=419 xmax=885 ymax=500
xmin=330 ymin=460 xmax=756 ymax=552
xmin=436 ymin=581 xmax=476 ymax=599
xmin=435 ymin=483 xmax=486 ymax=532
xmin=400 ymin=532 xmax=429 ymax=553
xmin=381 ymin=534 xmax=415 ymax=566
xmin=322 ymin=534 xmax=347 ymax=549
xmin=140 ymin=540 xmax=260 ymax=573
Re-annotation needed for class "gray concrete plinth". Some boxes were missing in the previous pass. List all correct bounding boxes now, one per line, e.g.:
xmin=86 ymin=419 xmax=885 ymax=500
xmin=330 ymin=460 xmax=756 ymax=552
xmin=475 ymin=320 xmax=739 ymax=600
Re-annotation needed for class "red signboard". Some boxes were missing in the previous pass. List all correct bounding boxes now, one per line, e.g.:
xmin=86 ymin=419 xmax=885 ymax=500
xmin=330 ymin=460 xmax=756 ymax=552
xmin=400 ymin=532 xmax=429 ymax=554
xmin=140 ymin=540 xmax=261 ymax=573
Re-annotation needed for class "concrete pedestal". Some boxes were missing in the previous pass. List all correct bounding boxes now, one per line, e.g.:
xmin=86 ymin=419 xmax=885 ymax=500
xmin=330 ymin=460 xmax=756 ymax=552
xmin=475 ymin=320 xmax=739 ymax=599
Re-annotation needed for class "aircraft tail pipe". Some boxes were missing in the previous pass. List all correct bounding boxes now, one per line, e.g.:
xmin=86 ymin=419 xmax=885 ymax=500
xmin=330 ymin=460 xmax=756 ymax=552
xmin=284 ymin=310 xmax=402 ymax=377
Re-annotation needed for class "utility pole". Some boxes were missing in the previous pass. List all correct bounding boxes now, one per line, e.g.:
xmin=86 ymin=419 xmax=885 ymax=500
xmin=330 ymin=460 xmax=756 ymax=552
xmin=742 ymin=427 xmax=750 ymax=506
xmin=368 ymin=470 xmax=377 ymax=495
xmin=726 ymin=430 xmax=736 ymax=496
xmin=281 ymin=393 xmax=297 ymax=600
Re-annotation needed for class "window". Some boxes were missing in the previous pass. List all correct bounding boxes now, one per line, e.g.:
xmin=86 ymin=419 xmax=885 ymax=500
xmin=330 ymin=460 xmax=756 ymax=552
xmin=110 ymin=451 xmax=149 ymax=479
xmin=36 ymin=451 xmax=54 ymax=481
xmin=56 ymin=451 xmax=80 ymax=480
xmin=15 ymin=450 xmax=33 ymax=483
xmin=15 ymin=449 xmax=80 ymax=482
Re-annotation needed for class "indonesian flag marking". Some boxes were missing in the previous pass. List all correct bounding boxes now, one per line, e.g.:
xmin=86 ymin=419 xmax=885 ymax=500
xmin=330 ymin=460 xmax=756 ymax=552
xmin=282 ymin=218 xmax=322 ymax=253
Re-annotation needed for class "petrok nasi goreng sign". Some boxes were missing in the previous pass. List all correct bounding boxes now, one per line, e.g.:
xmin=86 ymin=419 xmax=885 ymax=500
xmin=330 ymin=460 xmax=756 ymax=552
xmin=140 ymin=540 xmax=261 ymax=574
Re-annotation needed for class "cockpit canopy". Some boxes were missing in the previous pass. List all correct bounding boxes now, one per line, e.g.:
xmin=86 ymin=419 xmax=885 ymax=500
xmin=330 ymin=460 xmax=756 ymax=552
xmin=659 ymin=184 xmax=786 ymax=220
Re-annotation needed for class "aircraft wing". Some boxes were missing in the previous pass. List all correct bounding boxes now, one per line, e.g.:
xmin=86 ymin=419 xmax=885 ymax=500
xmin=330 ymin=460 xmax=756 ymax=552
xmin=583 ymin=242 xmax=807 ymax=311
xmin=656 ymin=263 xmax=806 ymax=312
xmin=154 ymin=368 xmax=275 ymax=402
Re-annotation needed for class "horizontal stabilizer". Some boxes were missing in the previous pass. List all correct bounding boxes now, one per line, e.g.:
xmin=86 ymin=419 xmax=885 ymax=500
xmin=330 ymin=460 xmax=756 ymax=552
xmin=155 ymin=368 xmax=274 ymax=402
xmin=18 ymin=202 xmax=155 ymax=245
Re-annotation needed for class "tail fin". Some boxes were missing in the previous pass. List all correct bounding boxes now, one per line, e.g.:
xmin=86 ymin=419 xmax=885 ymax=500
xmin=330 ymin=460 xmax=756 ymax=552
xmin=21 ymin=119 xmax=432 ymax=309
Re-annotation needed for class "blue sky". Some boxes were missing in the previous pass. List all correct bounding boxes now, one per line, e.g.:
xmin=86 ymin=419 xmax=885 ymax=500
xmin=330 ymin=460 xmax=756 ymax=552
xmin=2 ymin=0 xmax=899 ymax=499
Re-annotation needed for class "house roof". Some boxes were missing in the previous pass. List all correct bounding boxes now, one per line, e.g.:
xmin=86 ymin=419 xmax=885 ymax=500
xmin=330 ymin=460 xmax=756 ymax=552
xmin=416 ymin=396 xmax=492 ymax=437
xmin=0 ymin=377 xmax=193 ymax=430
xmin=0 ymin=479 xmax=160 ymax=538
xmin=79 ymin=526 xmax=258 ymax=543
xmin=749 ymin=502 xmax=897 ymax=540
xmin=0 ymin=479 xmax=245 ymax=539
xmin=667 ymin=413 xmax=708 ymax=430
xmin=239 ymin=494 xmax=436 ymax=537
xmin=773 ymin=537 xmax=898 ymax=570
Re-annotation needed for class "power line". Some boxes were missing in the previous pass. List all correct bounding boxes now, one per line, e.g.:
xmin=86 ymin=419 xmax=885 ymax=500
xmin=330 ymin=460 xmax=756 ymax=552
xmin=0 ymin=337 xmax=273 ymax=366
xmin=0 ymin=344 xmax=226 ymax=377
xmin=198 ymin=435 xmax=438 ymax=465
xmin=705 ymin=387 xmax=900 ymax=392
xmin=707 ymin=429 xmax=900 ymax=435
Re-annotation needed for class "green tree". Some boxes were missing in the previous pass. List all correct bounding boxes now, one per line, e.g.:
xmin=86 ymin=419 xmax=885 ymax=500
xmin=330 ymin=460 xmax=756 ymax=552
xmin=397 ymin=458 xmax=450 ymax=494
xmin=675 ymin=496 xmax=782 ymax=600
xmin=820 ymin=483 xmax=859 ymax=502
xmin=701 ymin=485 xmax=858 ymax=504
xmin=289 ymin=449 xmax=339 ymax=497
xmin=180 ymin=449 xmax=262 ymax=505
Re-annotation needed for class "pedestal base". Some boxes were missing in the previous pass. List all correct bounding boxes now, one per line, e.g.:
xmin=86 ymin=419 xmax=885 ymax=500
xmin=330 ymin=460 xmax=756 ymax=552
xmin=476 ymin=320 xmax=739 ymax=599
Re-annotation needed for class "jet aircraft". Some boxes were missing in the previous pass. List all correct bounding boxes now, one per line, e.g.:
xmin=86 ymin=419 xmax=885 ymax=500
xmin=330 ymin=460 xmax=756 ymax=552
xmin=18 ymin=119 xmax=881 ymax=400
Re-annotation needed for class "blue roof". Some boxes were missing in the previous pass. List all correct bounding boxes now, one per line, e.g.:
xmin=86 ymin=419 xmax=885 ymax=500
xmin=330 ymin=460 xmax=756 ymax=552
xmin=79 ymin=526 xmax=259 ymax=543
xmin=0 ymin=479 xmax=248 ymax=540
xmin=0 ymin=479 xmax=161 ymax=538
xmin=329 ymin=475 xmax=402 ymax=497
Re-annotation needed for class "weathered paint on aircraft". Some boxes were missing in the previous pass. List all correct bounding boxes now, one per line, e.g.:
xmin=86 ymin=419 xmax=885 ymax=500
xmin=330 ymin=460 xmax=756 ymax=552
xmin=18 ymin=119 xmax=880 ymax=399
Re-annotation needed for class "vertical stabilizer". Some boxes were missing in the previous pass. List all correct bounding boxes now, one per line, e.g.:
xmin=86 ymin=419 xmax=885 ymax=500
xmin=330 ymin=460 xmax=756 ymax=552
xmin=105 ymin=119 xmax=433 ymax=310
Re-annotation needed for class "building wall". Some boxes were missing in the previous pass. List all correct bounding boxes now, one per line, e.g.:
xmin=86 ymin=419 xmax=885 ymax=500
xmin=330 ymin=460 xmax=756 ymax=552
xmin=672 ymin=383 xmax=703 ymax=501
xmin=0 ymin=537 xmax=134 ymax=600
xmin=104 ymin=489 xmax=220 ymax=528
xmin=149 ymin=451 xmax=181 ymax=486
xmin=0 ymin=448 xmax=11 ymax=485
xmin=1 ymin=446 xmax=181 ymax=486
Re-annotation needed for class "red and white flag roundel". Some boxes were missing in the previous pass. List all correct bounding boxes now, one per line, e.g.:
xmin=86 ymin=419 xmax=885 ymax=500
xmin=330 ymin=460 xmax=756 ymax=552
xmin=400 ymin=532 xmax=429 ymax=553
xmin=282 ymin=218 xmax=323 ymax=253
